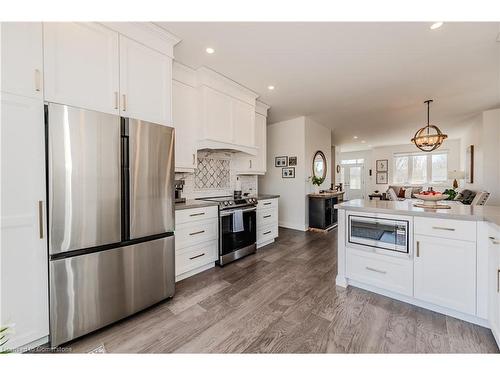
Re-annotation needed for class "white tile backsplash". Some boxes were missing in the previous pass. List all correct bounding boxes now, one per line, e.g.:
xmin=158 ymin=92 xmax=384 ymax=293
xmin=175 ymin=150 xmax=258 ymax=199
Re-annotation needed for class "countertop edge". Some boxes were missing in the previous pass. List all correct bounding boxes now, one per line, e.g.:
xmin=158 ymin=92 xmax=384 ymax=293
xmin=175 ymin=201 xmax=220 ymax=211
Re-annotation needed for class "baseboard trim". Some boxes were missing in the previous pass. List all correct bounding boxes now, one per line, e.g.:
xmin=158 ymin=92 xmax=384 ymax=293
xmin=347 ymin=279 xmax=490 ymax=328
xmin=278 ymin=221 xmax=307 ymax=231
xmin=175 ymin=262 xmax=214 ymax=282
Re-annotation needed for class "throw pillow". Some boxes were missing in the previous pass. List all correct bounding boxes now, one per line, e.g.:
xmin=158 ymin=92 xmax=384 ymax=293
xmin=397 ymin=188 xmax=406 ymax=198
xmin=404 ymin=188 xmax=413 ymax=199
xmin=387 ymin=188 xmax=398 ymax=201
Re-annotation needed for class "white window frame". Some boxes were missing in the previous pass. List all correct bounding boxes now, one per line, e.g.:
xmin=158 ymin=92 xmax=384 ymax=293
xmin=392 ymin=150 xmax=448 ymax=185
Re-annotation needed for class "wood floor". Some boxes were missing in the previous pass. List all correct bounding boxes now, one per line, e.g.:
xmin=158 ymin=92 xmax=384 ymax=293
xmin=64 ymin=227 xmax=499 ymax=353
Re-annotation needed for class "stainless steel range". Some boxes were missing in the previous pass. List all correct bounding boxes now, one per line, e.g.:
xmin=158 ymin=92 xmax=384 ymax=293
xmin=197 ymin=196 xmax=257 ymax=266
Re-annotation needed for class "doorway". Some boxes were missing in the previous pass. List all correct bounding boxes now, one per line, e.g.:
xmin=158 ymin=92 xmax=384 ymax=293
xmin=340 ymin=159 xmax=365 ymax=200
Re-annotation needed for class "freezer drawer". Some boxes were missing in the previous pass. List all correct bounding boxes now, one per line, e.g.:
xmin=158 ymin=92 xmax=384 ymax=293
xmin=127 ymin=118 xmax=174 ymax=239
xmin=49 ymin=236 xmax=174 ymax=346
xmin=47 ymin=103 xmax=121 ymax=254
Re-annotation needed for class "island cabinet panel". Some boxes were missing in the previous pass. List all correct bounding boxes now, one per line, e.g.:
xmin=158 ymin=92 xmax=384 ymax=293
xmin=488 ymin=225 xmax=500 ymax=347
xmin=414 ymin=234 xmax=476 ymax=315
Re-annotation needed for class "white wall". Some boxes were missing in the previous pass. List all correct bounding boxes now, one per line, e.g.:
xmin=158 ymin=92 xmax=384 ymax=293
xmin=459 ymin=114 xmax=484 ymax=192
xmin=481 ymin=108 xmax=500 ymax=205
xmin=304 ymin=117 xmax=333 ymax=227
xmin=259 ymin=117 xmax=307 ymax=231
xmin=259 ymin=116 xmax=332 ymax=230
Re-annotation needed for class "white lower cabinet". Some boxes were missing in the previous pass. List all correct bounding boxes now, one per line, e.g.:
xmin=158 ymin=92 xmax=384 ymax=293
xmin=346 ymin=248 xmax=413 ymax=297
xmin=256 ymin=199 xmax=279 ymax=248
xmin=0 ymin=93 xmax=49 ymax=350
xmin=414 ymin=234 xmax=476 ymax=315
xmin=488 ymin=224 xmax=500 ymax=347
xmin=175 ymin=206 xmax=219 ymax=281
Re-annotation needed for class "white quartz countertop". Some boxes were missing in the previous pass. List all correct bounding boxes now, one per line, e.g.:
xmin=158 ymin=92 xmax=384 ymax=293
xmin=335 ymin=199 xmax=500 ymax=227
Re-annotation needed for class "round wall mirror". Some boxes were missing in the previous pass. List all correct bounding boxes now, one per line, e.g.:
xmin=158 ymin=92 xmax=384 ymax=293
xmin=312 ymin=150 xmax=327 ymax=180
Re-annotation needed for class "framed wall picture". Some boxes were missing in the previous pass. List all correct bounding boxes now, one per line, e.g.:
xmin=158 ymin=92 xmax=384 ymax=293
xmin=465 ymin=145 xmax=474 ymax=183
xmin=376 ymin=172 xmax=388 ymax=184
xmin=376 ymin=159 xmax=388 ymax=172
xmin=275 ymin=156 xmax=288 ymax=167
xmin=282 ymin=167 xmax=295 ymax=178
xmin=288 ymin=156 xmax=297 ymax=166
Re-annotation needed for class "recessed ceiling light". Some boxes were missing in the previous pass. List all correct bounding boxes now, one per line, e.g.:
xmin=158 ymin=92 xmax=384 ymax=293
xmin=353 ymin=136 xmax=358 ymax=139
xmin=361 ymin=140 xmax=366 ymax=144
xmin=205 ymin=47 xmax=215 ymax=54
xmin=268 ymin=85 xmax=275 ymax=90
xmin=430 ymin=22 xmax=444 ymax=30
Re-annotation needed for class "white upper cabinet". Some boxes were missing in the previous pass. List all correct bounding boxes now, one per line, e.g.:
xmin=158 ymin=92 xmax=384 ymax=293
xmin=234 ymin=102 xmax=269 ymax=175
xmin=119 ymin=35 xmax=172 ymax=125
xmin=232 ymin=100 xmax=255 ymax=147
xmin=173 ymin=80 xmax=198 ymax=171
xmin=1 ymin=93 xmax=48 ymax=350
xmin=43 ymin=22 xmax=120 ymax=114
xmin=1 ymin=22 xmax=43 ymax=99
xmin=414 ymin=234 xmax=476 ymax=315
xmin=201 ymin=86 xmax=233 ymax=143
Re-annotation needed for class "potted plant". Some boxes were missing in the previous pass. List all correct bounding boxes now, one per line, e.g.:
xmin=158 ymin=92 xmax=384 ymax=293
xmin=311 ymin=175 xmax=325 ymax=193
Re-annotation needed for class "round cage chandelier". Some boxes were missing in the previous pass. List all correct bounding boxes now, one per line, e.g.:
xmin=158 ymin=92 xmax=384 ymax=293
xmin=411 ymin=99 xmax=448 ymax=152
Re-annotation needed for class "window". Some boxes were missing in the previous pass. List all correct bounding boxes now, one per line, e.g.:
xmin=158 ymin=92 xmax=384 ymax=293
xmin=392 ymin=151 xmax=448 ymax=184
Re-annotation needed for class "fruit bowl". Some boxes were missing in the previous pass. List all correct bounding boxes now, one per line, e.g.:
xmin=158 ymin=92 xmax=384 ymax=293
xmin=414 ymin=193 xmax=449 ymax=206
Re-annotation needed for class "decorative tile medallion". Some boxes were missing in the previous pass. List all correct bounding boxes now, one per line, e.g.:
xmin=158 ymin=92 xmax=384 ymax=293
xmin=195 ymin=157 xmax=231 ymax=189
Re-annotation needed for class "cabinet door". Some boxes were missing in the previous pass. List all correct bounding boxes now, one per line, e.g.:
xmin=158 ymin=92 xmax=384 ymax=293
xmin=1 ymin=93 xmax=48 ymax=349
xmin=1 ymin=22 xmax=43 ymax=99
xmin=173 ymin=80 xmax=197 ymax=171
xmin=119 ymin=35 xmax=172 ymax=125
xmin=232 ymin=99 xmax=255 ymax=147
xmin=414 ymin=235 xmax=476 ymax=315
xmin=254 ymin=113 xmax=267 ymax=173
xmin=202 ymin=86 xmax=233 ymax=143
xmin=43 ymin=22 xmax=119 ymax=114
xmin=488 ymin=232 xmax=500 ymax=342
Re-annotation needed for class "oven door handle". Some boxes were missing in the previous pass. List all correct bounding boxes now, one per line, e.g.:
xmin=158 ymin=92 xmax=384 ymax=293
xmin=220 ymin=207 xmax=257 ymax=217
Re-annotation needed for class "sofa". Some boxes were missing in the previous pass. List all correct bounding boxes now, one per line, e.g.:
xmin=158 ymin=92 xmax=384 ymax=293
xmin=387 ymin=185 xmax=423 ymax=200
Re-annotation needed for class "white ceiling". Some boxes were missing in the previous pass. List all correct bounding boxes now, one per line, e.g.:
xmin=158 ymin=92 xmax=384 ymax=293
xmin=157 ymin=22 xmax=500 ymax=151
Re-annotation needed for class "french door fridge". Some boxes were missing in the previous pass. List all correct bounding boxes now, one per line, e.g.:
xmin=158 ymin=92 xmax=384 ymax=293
xmin=46 ymin=103 xmax=175 ymax=346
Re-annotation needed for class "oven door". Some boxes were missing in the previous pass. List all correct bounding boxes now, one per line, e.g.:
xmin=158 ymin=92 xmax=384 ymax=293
xmin=220 ymin=207 xmax=257 ymax=256
xmin=348 ymin=215 xmax=409 ymax=253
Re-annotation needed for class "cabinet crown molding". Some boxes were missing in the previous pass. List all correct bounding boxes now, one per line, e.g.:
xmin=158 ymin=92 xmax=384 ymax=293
xmin=197 ymin=66 xmax=259 ymax=106
xmin=101 ymin=22 xmax=180 ymax=58
xmin=256 ymin=100 xmax=270 ymax=116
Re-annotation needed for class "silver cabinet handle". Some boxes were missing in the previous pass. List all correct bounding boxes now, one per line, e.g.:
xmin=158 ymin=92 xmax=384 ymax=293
xmin=34 ymin=69 xmax=41 ymax=92
xmin=192 ymin=154 xmax=196 ymax=165
xmin=114 ymin=92 xmax=119 ymax=110
xmin=122 ymin=94 xmax=127 ymax=111
xmin=263 ymin=215 xmax=272 ymax=219
xmin=189 ymin=230 xmax=205 ymax=236
xmin=432 ymin=226 xmax=455 ymax=231
xmin=38 ymin=200 xmax=44 ymax=239
xmin=366 ymin=266 xmax=387 ymax=274
xmin=489 ymin=236 xmax=500 ymax=245
xmin=249 ymin=160 xmax=252 ymax=169
xmin=263 ymin=202 xmax=271 ymax=206
xmin=497 ymin=269 xmax=500 ymax=293
xmin=189 ymin=253 xmax=205 ymax=260
xmin=416 ymin=241 xmax=420 ymax=257
xmin=190 ymin=212 xmax=205 ymax=217
xmin=263 ymin=230 xmax=272 ymax=235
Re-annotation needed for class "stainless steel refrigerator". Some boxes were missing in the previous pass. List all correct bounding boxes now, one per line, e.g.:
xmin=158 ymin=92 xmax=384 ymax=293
xmin=46 ymin=103 xmax=175 ymax=347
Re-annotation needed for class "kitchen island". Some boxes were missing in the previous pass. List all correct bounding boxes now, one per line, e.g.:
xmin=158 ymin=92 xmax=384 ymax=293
xmin=335 ymin=199 xmax=500 ymax=348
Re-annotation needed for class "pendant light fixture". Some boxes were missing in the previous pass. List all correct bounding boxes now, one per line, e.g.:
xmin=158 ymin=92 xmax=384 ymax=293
xmin=411 ymin=99 xmax=448 ymax=152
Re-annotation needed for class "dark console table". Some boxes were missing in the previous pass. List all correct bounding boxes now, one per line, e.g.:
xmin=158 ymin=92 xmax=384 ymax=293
xmin=308 ymin=191 xmax=345 ymax=231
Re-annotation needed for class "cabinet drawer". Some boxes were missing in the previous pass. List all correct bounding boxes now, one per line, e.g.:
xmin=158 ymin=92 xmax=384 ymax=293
xmin=346 ymin=248 xmax=413 ymax=297
xmin=175 ymin=219 xmax=218 ymax=249
xmin=257 ymin=207 xmax=278 ymax=228
xmin=176 ymin=240 xmax=217 ymax=276
xmin=175 ymin=205 xmax=218 ymax=225
xmin=257 ymin=224 xmax=278 ymax=245
xmin=414 ymin=217 xmax=476 ymax=242
xmin=257 ymin=199 xmax=277 ymax=210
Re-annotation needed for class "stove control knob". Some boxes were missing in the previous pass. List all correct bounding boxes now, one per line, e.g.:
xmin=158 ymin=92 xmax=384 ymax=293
xmin=229 ymin=201 xmax=233 ymax=205
xmin=223 ymin=201 xmax=228 ymax=206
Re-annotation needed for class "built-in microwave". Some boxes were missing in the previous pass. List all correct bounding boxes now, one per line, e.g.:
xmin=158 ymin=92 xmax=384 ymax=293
xmin=348 ymin=214 xmax=409 ymax=255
